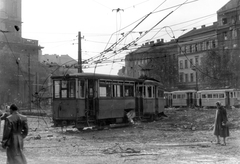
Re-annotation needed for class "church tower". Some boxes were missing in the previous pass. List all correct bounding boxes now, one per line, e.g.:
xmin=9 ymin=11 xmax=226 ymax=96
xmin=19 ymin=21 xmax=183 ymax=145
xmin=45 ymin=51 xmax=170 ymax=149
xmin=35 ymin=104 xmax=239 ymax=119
xmin=0 ymin=0 xmax=22 ymax=41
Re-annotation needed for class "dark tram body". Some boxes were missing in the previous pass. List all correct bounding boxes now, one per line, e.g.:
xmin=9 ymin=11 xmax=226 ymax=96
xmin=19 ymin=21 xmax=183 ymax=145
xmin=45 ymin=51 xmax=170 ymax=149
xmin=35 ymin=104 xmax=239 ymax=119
xmin=51 ymin=73 xmax=164 ymax=129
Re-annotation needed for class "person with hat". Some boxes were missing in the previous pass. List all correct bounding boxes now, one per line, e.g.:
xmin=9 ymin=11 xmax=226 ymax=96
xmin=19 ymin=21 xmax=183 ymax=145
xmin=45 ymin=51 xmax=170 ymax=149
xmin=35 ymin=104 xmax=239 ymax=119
xmin=213 ymin=101 xmax=230 ymax=146
xmin=1 ymin=104 xmax=28 ymax=164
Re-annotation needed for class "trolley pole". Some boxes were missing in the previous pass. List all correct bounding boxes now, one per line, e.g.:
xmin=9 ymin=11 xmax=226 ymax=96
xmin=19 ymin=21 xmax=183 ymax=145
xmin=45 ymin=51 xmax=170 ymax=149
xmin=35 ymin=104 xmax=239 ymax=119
xmin=78 ymin=31 xmax=82 ymax=73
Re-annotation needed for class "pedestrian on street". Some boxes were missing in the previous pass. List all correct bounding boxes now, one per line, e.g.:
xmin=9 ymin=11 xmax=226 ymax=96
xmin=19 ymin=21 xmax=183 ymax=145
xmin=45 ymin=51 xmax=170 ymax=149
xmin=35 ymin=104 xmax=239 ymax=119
xmin=1 ymin=104 xmax=29 ymax=164
xmin=213 ymin=101 xmax=229 ymax=146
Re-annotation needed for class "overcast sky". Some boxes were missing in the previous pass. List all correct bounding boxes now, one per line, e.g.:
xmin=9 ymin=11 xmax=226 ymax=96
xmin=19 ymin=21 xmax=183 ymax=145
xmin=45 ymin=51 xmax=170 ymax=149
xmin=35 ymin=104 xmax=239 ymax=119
xmin=22 ymin=0 xmax=229 ymax=74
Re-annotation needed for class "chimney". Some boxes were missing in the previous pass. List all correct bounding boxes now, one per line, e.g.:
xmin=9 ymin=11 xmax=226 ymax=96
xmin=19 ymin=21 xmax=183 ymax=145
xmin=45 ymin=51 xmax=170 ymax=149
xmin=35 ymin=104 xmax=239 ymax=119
xmin=201 ymin=25 xmax=206 ymax=28
xmin=157 ymin=39 xmax=160 ymax=43
xmin=193 ymin=27 xmax=196 ymax=30
xmin=161 ymin=39 xmax=164 ymax=43
xmin=150 ymin=41 xmax=154 ymax=45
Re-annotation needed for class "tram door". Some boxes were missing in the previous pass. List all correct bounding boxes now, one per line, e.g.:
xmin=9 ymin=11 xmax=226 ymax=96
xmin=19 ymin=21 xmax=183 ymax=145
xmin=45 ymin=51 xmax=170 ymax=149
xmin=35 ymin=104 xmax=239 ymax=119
xmin=186 ymin=92 xmax=194 ymax=107
xmin=225 ymin=92 xmax=230 ymax=108
xmin=136 ymin=86 xmax=144 ymax=117
xmin=86 ymin=79 xmax=97 ymax=118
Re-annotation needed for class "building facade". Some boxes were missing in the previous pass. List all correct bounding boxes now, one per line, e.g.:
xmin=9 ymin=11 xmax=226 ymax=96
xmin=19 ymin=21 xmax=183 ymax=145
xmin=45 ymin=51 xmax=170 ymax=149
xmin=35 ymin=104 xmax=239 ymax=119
xmin=177 ymin=23 xmax=218 ymax=90
xmin=125 ymin=39 xmax=178 ymax=91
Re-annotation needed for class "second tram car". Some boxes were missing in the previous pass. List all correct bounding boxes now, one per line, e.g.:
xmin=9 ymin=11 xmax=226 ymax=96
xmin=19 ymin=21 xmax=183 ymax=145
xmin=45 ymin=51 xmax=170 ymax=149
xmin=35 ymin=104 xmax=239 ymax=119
xmin=51 ymin=73 xmax=164 ymax=129
xmin=171 ymin=90 xmax=197 ymax=107
xmin=197 ymin=89 xmax=240 ymax=107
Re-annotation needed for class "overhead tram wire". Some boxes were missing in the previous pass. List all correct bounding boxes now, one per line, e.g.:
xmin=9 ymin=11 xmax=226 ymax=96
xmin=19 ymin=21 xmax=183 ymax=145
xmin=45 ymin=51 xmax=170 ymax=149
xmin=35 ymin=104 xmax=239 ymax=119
xmin=84 ymin=0 xmax=169 ymax=66
xmin=83 ymin=0 xmax=201 ymax=66
xmin=102 ymin=0 xmax=190 ymax=62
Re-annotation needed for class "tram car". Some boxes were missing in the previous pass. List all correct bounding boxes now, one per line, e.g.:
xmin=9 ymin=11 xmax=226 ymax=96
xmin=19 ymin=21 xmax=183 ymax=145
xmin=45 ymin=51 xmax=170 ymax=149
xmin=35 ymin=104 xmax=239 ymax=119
xmin=196 ymin=89 xmax=240 ymax=108
xmin=51 ymin=73 xmax=164 ymax=130
xmin=171 ymin=90 xmax=197 ymax=107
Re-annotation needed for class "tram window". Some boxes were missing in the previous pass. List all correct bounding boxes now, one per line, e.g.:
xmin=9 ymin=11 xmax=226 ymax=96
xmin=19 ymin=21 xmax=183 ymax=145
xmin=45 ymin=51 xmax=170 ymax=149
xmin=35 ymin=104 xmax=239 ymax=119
xmin=99 ymin=83 xmax=111 ymax=97
xmin=219 ymin=93 xmax=225 ymax=98
xmin=177 ymin=94 xmax=181 ymax=99
xmin=207 ymin=94 xmax=212 ymax=98
xmin=173 ymin=95 xmax=176 ymax=99
xmin=230 ymin=92 xmax=233 ymax=98
xmin=157 ymin=88 xmax=164 ymax=98
xmin=146 ymin=86 xmax=153 ymax=98
xmin=61 ymin=81 xmax=67 ymax=98
xmin=234 ymin=92 xmax=236 ymax=98
xmin=77 ymin=80 xmax=85 ymax=98
xmin=68 ymin=80 xmax=75 ymax=98
xmin=213 ymin=94 xmax=218 ymax=98
xmin=54 ymin=80 xmax=60 ymax=98
xmin=182 ymin=94 xmax=186 ymax=99
xmin=125 ymin=85 xmax=134 ymax=97
xmin=113 ymin=84 xmax=123 ymax=97
xmin=202 ymin=94 xmax=206 ymax=98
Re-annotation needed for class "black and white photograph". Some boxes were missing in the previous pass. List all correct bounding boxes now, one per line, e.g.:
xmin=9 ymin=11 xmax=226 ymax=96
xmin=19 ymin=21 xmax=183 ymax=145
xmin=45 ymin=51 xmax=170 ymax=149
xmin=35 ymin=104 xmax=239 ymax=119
xmin=0 ymin=0 xmax=240 ymax=163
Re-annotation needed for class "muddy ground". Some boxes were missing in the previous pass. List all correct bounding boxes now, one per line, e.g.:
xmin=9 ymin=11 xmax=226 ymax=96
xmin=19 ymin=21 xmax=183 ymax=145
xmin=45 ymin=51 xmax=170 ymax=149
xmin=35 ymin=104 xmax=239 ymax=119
xmin=0 ymin=107 xmax=240 ymax=164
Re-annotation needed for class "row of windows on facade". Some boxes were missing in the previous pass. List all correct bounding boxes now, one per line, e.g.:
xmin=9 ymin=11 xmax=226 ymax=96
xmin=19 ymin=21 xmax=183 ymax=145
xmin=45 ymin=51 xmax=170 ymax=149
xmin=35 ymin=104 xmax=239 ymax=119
xmin=179 ymin=57 xmax=199 ymax=69
xmin=179 ymin=39 xmax=217 ymax=54
xmin=179 ymin=72 xmax=196 ymax=83
xmin=127 ymin=54 xmax=177 ymax=66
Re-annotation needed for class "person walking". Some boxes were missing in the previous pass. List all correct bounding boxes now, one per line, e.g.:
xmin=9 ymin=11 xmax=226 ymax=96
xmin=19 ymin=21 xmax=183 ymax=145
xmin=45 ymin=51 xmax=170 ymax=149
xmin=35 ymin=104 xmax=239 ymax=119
xmin=213 ymin=101 xmax=230 ymax=146
xmin=1 ymin=104 xmax=29 ymax=164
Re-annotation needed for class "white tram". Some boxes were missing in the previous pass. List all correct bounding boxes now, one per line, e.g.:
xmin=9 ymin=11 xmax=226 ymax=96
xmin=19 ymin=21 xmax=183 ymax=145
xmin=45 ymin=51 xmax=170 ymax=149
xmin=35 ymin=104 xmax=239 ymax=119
xmin=197 ymin=89 xmax=240 ymax=107
xmin=171 ymin=90 xmax=197 ymax=107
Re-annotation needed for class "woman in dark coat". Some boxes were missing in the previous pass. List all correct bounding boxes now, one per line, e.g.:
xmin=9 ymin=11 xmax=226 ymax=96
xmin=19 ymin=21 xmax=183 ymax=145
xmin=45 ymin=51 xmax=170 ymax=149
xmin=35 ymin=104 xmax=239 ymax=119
xmin=213 ymin=101 xmax=229 ymax=146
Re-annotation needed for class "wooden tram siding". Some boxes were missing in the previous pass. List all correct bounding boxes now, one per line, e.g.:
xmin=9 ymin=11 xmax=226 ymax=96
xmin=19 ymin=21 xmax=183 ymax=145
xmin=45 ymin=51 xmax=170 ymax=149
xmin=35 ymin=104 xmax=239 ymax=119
xmin=51 ymin=73 xmax=165 ymax=128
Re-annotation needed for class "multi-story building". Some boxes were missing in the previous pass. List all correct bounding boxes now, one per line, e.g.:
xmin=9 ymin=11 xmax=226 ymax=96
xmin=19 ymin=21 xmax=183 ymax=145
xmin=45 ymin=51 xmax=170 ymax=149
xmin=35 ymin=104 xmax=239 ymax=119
xmin=177 ymin=23 xmax=218 ymax=90
xmin=125 ymin=39 xmax=178 ymax=90
xmin=0 ymin=0 xmax=43 ymax=107
xmin=216 ymin=0 xmax=240 ymax=88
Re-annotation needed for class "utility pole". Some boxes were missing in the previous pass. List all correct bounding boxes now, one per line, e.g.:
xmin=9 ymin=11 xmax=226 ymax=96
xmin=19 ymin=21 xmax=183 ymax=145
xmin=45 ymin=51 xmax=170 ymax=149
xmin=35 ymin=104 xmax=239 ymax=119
xmin=78 ymin=31 xmax=82 ymax=73
xmin=28 ymin=52 xmax=31 ymax=112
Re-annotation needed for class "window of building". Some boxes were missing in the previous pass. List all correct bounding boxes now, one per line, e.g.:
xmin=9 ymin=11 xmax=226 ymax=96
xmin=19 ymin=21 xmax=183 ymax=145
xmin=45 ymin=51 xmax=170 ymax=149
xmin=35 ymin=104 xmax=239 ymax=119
xmin=185 ymin=60 xmax=188 ymax=69
xmin=195 ymin=57 xmax=199 ymax=66
xmin=223 ymin=32 xmax=228 ymax=40
xmin=179 ymin=60 xmax=183 ymax=69
xmin=190 ymin=59 xmax=193 ymax=67
xmin=202 ymin=42 xmax=206 ymax=50
xmin=185 ymin=73 xmax=188 ymax=82
xmin=232 ymin=29 xmax=237 ymax=39
xmin=222 ymin=17 xmax=227 ymax=25
xmin=190 ymin=73 xmax=194 ymax=82
xmin=179 ymin=73 xmax=184 ymax=82
xmin=212 ymin=40 xmax=216 ymax=48
xmin=186 ymin=45 xmax=190 ymax=53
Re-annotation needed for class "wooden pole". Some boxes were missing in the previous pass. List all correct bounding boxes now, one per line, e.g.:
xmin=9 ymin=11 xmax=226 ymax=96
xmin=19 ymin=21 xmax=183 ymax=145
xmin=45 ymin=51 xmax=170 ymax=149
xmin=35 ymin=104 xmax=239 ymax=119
xmin=78 ymin=31 xmax=82 ymax=73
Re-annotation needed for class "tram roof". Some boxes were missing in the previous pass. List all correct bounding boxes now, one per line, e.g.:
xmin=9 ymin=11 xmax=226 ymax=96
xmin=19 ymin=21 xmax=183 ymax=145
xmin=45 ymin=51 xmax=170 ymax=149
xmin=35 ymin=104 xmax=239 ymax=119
xmin=171 ymin=89 xmax=196 ymax=93
xmin=51 ymin=73 xmax=142 ymax=81
xmin=51 ymin=73 xmax=163 ymax=86
xmin=197 ymin=88 xmax=239 ymax=93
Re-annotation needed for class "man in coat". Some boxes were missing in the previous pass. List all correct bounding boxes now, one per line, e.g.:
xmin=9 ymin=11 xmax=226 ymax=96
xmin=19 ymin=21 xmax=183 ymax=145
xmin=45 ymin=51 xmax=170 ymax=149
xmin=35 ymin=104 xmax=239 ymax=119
xmin=1 ymin=104 xmax=29 ymax=164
